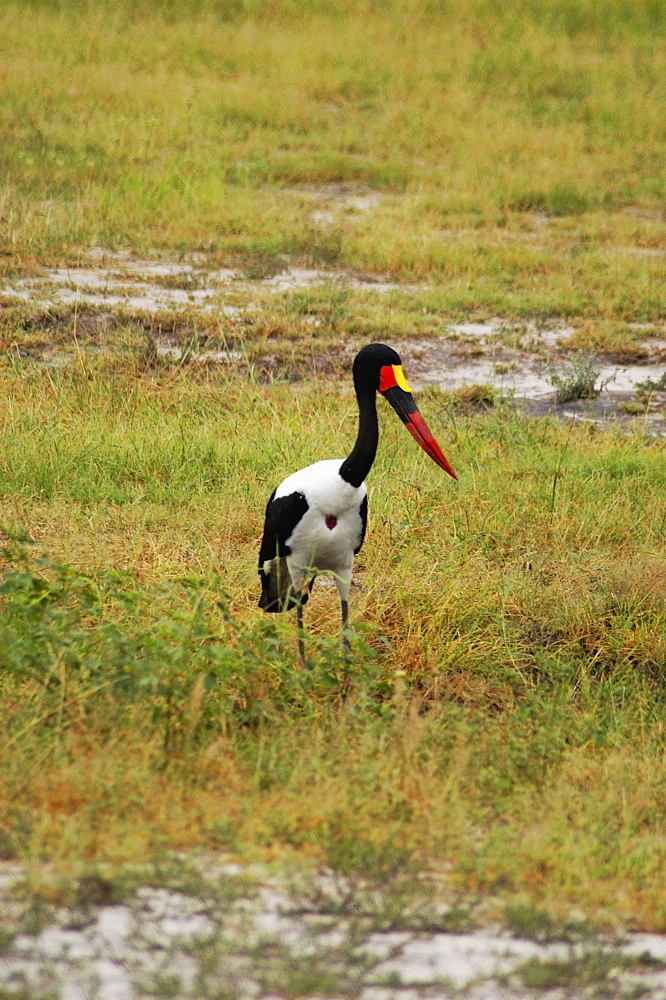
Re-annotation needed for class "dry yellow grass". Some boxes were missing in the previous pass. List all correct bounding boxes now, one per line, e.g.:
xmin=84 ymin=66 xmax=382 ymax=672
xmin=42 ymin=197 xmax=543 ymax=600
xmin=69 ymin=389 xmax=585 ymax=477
xmin=1 ymin=355 xmax=665 ymax=928
xmin=1 ymin=0 xmax=666 ymax=931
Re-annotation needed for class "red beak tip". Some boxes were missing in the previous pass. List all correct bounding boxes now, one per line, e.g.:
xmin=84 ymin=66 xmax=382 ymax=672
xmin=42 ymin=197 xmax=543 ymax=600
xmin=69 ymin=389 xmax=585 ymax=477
xmin=405 ymin=411 xmax=457 ymax=481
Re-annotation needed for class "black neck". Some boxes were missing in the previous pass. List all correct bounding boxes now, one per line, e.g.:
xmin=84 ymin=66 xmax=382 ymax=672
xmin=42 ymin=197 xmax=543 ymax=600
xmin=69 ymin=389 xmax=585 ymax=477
xmin=339 ymin=382 xmax=378 ymax=488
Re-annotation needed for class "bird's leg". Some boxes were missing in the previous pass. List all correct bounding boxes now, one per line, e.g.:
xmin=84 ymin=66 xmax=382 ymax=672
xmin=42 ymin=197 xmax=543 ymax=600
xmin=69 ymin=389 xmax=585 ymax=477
xmin=287 ymin=562 xmax=309 ymax=667
xmin=340 ymin=599 xmax=352 ymax=692
xmin=334 ymin=571 xmax=353 ymax=686
xmin=296 ymin=600 xmax=306 ymax=666
xmin=341 ymin=599 xmax=350 ymax=652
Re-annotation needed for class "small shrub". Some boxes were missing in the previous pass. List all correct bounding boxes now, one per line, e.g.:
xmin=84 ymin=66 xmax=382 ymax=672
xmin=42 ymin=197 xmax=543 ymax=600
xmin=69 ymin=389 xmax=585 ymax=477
xmin=636 ymin=371 xmax=666 ymax=393
xmin=543 ymin=352 xmax=613 ymax=403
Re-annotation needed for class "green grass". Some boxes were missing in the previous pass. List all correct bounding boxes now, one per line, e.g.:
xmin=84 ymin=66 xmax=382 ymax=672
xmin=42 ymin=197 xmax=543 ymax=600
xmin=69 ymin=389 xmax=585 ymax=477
xmin=0 ymin=0 xmax=665 ymax=318
xmin=1 ymin=354 xmax=666 ymax=930
xmin=513 ymin=949 xmax=665 ymax=991
xmin=1 ymin=0 xmax=666 ymax=934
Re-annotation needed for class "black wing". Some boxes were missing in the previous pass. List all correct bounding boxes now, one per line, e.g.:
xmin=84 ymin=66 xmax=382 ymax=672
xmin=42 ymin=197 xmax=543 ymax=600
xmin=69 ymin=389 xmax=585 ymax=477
xmin=258 ymin=489 xmax=309 ymax=566
xmin=354 ymin=493 xmax=368 ymax=555
xmin=258 ymin=490 xmax=309 ymax=612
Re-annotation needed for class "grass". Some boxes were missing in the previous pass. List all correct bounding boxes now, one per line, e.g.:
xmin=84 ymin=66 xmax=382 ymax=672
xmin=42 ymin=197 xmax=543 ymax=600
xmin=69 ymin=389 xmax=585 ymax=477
xmin=0 ymin=0 xmax=665 ymax=319
xmin=1 ymin=0 xmax=666 ymax=940
xmin=513 ymin=950 xmax=664 ymax=991
xmin=503 ymin=902 xmax=593 ymax=943
xmin=562 ymin=321 xmax=657 ymax=362
xmin=1 ymin=350 xmax=666 ymax=931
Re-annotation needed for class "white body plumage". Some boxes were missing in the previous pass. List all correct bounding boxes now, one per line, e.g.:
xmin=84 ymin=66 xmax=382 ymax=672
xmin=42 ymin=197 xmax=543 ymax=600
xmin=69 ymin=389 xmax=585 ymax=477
xmin=263 ymin=459 xmax=367 ymax=601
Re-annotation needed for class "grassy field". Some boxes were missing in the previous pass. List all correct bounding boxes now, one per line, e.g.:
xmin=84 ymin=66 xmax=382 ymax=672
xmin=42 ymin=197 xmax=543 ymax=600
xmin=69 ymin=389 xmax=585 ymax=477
xmin=1 ymin=0 xmax=666 ymax=934
xmin=1 ymin=0 xmax=665 ymax=317
xmin=2 ymin=351 xmax=666 ymax=930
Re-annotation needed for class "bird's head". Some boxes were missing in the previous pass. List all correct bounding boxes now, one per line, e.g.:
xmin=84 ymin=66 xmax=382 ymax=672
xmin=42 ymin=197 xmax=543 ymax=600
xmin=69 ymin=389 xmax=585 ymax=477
xmin=353 ymin=343 xmax=457 ymax=480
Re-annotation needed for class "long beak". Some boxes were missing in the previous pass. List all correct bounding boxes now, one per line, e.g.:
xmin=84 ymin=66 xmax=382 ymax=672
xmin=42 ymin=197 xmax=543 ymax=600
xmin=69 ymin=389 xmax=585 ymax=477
xmin=380 ymin=369 xmax=457 ymax=480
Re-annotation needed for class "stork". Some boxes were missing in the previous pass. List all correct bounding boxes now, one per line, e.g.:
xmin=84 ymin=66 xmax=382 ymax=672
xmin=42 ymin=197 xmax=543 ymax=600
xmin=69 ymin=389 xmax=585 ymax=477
xmin=257 ymin=343 xmax=457 ymax=662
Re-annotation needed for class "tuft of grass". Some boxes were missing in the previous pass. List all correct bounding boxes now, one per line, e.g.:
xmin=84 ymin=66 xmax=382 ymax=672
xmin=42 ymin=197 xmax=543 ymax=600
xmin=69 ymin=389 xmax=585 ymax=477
xmin=562 ymin=322 xmax=652 ymax=363
xmin=285 ymin=284 xmax=351 ymax=329
xmin=452 ymin=383 xmax=497 ymax=409
xmin=504 ymin=902 xmax=593 ymax=943
xmin=508 ymin=182 xmax=595 ymax=216
xmin=619 ymin=400 xmax=650 ymax=415
xmin=514 ymin=950 xmax=666 ymax=992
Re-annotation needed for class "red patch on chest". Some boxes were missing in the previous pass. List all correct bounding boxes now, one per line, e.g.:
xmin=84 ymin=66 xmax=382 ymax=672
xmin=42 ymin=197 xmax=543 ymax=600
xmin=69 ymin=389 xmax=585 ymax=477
xmin=325 ymin=515 xmax=338 ymax=531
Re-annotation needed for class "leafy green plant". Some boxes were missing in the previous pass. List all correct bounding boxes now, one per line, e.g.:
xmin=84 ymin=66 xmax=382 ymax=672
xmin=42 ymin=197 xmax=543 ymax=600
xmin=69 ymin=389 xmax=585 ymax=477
xmin=0 ymin=538 xmax=395 ymax=753
xmin=636 ymin=371 xmax=666 ymax=393
xmin=543 ymin=351 xmax=613 ymax=402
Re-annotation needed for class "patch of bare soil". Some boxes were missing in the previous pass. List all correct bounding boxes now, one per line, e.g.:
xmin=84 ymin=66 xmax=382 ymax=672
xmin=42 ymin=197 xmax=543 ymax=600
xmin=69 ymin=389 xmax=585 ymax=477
xmin=396 ymin=325 xmax=666 ymax=432
xmin=2 ymin=860 xmax=666 ymax=1000
xmin=0 ymin=256 xmax=402 ymax=317
xmin=2 ymin=256 xmax=666 ymax=428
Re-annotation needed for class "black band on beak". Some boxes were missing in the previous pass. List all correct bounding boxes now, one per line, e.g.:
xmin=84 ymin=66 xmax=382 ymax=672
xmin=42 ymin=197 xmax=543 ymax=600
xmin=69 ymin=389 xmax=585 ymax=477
xmin=382 ymin=385 xmax=418 ymax=425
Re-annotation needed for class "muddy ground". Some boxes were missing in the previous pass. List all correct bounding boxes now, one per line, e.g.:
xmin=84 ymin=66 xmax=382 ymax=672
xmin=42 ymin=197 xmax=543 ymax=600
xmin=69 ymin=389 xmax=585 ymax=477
xmin=2 ymin=253 xmax=666 ymax=434
xmin=2 ymin=859 xmax=666 ymax=1000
